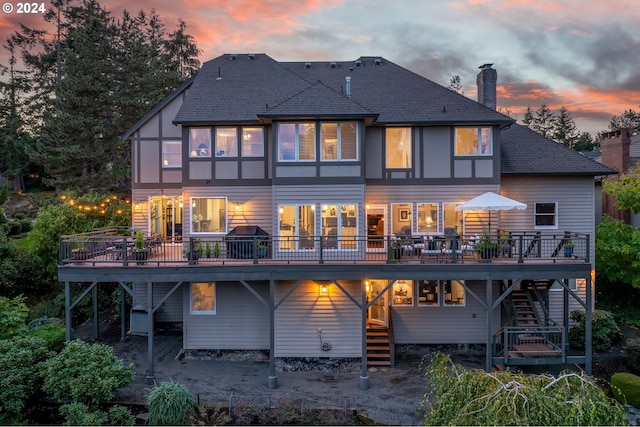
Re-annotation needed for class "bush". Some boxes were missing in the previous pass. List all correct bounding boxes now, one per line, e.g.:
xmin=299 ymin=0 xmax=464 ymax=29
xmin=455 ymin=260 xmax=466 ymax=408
xmin=611 ymin=372 xmax=640 ymax=408
xmin=0 ymin=295 xmax=29 ymax=339
xmin=60 ymin=402 xmax=134 ymax=426
xmin=19 ymin=218 xmax=32 ymax=232
xmin=148 ymin=381 xmax=195 ymax=425
xmin=0 ymin=238 xmax=48 ymax=298
xmin=42 ymin=340 xmax=135 ymax=408
xmin=569 ymin=309 xmax=621 ymax=351
xmin=0 ymin=336 xmax=54 ymax=424
xmin=7 ymin=219 xmax=22 ymax=235
xmin=13 ymin=212 xmax=26 ymax=220
xmin=421 ymin=352 xmax=627 ymax=426
xmin=30 ymin=323 xmax=66 ymax=353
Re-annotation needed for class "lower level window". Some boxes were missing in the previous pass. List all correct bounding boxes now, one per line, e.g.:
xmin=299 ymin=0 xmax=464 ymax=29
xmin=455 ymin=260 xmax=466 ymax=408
xmin=392 ymin=280 xmax=413 ymax=305
xmin=444 ymin=280 xmax=465 ymax=306
xmin=191 ymin=282 xmax=216 ymax=314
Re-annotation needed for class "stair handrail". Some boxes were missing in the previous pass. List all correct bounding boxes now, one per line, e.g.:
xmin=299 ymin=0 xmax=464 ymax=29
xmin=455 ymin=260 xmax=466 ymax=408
xmin=527 ymin=282 xmax=552 ymax=326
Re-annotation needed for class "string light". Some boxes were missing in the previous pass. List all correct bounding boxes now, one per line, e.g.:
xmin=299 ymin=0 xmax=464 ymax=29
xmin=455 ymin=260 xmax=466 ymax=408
xmin=58 ymin=193 xmax=130 ymax=216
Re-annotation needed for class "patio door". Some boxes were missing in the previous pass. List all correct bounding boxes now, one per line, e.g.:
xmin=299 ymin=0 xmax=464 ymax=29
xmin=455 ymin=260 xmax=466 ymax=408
xmin=367 ymin=280 xmax=388 ymax=327
xmin=366 ymin=205 xmax=387 ymax=252
xmin=150 ymin=196 xmax=183 ymax=239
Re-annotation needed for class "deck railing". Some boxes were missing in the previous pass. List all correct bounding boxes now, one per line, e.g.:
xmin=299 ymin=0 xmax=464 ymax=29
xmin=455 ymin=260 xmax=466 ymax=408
xmin=493 ymin=325 xmax=565 ymax=364
xmin=59 ymin=229 xmax=590 ymax=267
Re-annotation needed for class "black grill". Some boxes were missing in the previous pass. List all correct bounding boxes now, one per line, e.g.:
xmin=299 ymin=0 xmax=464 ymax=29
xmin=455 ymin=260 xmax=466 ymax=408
xmin=225 ymin=226 xmax=270 ymax=259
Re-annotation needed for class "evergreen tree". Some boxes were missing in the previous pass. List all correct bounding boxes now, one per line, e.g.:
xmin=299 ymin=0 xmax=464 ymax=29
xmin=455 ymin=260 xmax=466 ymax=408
xmin=574 ymin=131 xmax=596 ymax=152
xmin=609 ymin=108 xmax=640 ymax=133
xmin=552 ymin=106 xmax=579 ymax=148
xmin=4 ymin=0 xmax=201 ymax=193
xmin=447 ymin=75 xmax=464 ymax=95
xmin=521 ymin=106 xmax=534 ymax=127
xmin=531 ymin=104 xmax=555 ymax=138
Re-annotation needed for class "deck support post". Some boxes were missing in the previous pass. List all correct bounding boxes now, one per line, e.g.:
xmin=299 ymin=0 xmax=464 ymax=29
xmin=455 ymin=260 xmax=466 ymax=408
xmin=92 ymin=283 xmax=99 ymax=340
xmin=65 ymin=281 xmax=72 ymax=342
xmin=485 ymin=279 xmax=492 ymax=372
xmin=585 ymin=274 xmax=592 ymax=375
xmin=268 ymin=279 xmax=278 ymax=389
xmin=146 ymin=281 xmax=155 ymax=385
xmin=120 ymin=286 xmax=127 ymax=342
xmin=360 ymin=282 xmax=369 ymax=390
xmin=563 ymin=281 xmax=570 ymax=350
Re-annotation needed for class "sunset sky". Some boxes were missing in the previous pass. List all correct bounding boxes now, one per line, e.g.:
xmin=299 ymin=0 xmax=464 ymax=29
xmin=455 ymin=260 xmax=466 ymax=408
xmin=1 ymin=0 xmax=639 ymax=135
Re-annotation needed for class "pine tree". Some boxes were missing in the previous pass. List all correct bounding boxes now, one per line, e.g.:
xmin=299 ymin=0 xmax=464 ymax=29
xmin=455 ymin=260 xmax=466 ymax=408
xmin=447 ymin=75 xmax=464 ymax=95
xmin=609 ymin=108 xmax=640 ymax=133
xmin=552 ymin=106 xmax=579 ymax=148
xmin=521 ymin=106 xmax=534 ymax=127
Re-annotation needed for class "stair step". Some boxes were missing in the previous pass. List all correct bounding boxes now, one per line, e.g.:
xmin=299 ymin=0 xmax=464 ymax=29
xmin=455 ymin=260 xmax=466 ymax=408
xmin=367 ymin=353 xmax=391 ymax=359
xmin=367 ymin=360 xmax=391 ymax=366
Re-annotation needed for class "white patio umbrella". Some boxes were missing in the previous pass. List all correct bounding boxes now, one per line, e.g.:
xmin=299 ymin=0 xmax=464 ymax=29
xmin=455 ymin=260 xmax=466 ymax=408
xmin=455 ymin=191 xmax=526 ymax=231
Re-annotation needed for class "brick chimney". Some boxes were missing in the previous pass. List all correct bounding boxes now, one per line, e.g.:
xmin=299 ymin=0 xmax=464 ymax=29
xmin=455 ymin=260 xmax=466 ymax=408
xmin=476 ymin=63 xmax=497 ymax=110
xmin=601 ymin=130 xmax=631 ymax=223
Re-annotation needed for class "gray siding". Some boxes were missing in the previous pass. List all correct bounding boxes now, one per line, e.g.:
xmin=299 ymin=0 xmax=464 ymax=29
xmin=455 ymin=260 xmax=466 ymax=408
xmin=183 ymin=186 xmax=273 ymax=236
xmin=423 ymin=127 xmax=451 ymax=178
xmin=183 ymin=281 xmax=269 ymax=350
xmin=275 ymin=280 xmax=361 ymax=357
xmin=393 ymin=281 xmax=500 ymax=344
xmin=132 ymin=282 xmax=183 ymax=323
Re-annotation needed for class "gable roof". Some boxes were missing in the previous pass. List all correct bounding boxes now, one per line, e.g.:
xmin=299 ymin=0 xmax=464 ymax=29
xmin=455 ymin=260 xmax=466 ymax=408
xmin=173 ymin=53 xmax=514 ymax=126
xmin=500 ymin=124 xmax=617 ymax=176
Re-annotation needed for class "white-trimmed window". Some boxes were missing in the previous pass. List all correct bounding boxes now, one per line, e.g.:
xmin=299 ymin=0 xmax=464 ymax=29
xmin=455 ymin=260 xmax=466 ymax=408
xmin=534 ymin=202 xmax=558 ymax=229
xmin=386 ymin=127 xmax=412 ymax=168
xmin=278 ymin=204 xmax=315 ymax=250
xmin=242 ymin=127 xmax=264 ymax=157
xmin=278 ymin=123 xmax=315 ymax=161
xmin=418 ymin=280 xmax=439 ymax=306
xmin=191 ymin=282 xmax=216 ymax=314
xmin=392 ymin=280 xmax=413 ymax=305
xmin=189 ymin=128 xmax=211 ymax=157
xmin=391 ymin=203 xmax=412 ymax=236
xmin=443 ymin=203 xmax=463 ymax=235
xmin=321 ymin=203 xmax=358 ymax=250
xmin=444 ymin=280 xmax=466 ymax=306
xmin=162 ymin=140 xmax=182 ymax=168
xmin=191 ymin=197 xmax=227 ymax=233
xmin=455 ymin=127 xmax=492 ymax=156
xmin=215 ymin=127 xmax=238 ymax=157
xmin=417 ymin=203 xmax=439 ymax=234
xmin=321 ymin=122 xmax=358 ymax=161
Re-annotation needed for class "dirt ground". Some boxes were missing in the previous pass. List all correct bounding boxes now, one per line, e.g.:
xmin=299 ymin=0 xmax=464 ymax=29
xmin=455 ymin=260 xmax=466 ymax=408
xmin=77 ymin=317 xmax=636 ymax=426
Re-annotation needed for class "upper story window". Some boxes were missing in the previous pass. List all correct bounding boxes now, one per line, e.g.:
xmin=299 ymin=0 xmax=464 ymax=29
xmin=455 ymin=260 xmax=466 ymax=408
xmin=321 ymin=122 xmax=358 ymax=161
xmin=215 ymin=127 xmax=238 ymax=157
xmin=162 ymin=140 xmax=182 ymax=168
xmin=386 ymin=128 xmax=412 ymax=168
xmin=455 ymin=127 xmax=492 ymax=156
xmin=192 ymin=197 xmax=227 ymax=233
xmin=534 ymin=202 xmax=557 ymax=229
xmin=278 ymin=123 xmax=315 ymax=161
xmin=189 ymin=128 xmax=211 ymax=158
xmin=242 ymin=127 xmax=264 ymax=157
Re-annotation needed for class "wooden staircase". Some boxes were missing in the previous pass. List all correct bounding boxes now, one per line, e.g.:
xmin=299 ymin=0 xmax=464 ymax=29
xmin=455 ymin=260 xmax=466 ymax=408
xmin=366 ymin=326 xmax=392 ymax=367
xmin=511 ymin=289 xmax=540 ymax=327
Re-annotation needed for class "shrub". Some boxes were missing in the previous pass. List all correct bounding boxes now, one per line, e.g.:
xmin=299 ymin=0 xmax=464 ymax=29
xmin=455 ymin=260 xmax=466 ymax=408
xmin=626 ymin=338 xmax=640 ymax=374
xmin=59 ymin=402 xmax=134 ymax=426
xmin=611 ymin=372 xmax=640 ymax=408
xmin=42 ymin=340 xmax=135 ymax=408
xmin=13 ymin=212 xmax=26 ymax=220
xmin=0 ymin=239 xmax=49 ymax=298
xmin=569 ymin=309 xmax=621 ymax=351
xmin=148 ymin=381 xmax=195 ymax=425
xmin=422 ymin=352 xmax=627 ymax=426
xmin=7 ymin=219 xmax=22 ymax=235
xmin=0 ymin=336 xmax=54 ymax=425
xmin=18 ymin=218 xmax=32 ymax=232
xmin=30 ymin=323 xmax=66 ymax=353
xmin=0 ymin=295 xmax=29 ymax=339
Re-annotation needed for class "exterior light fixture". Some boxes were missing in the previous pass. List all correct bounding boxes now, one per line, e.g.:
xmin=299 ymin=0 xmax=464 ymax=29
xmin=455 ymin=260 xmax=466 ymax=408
xmin=320 ymin=284 xmax=328 ymax=294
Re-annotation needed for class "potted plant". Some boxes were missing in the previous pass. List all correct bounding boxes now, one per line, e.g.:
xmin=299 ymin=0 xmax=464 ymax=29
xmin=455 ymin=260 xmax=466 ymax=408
xmin=213 ymin=241 xmax=220 ymax=258
xmin=205 ymin=241 xmax=211 ymax=258
xmin=183 ymin=239 xmax=201 ymax=263
xmin=256 ymin=240 xmax=268 ymax=258
xmin=71 ymin=238 xmax=89 ymax=262
xmin=564 ymin=239 xmax=574 ymax=257
xmin=132 ymin=230 xmax=149 ymax=264
xmin=475 ymin=231 xmax=498 ymax=262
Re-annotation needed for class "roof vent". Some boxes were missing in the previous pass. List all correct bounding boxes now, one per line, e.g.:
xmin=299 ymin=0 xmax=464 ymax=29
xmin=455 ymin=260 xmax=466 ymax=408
xmin=374 ymin=58 xmax=383 ymax=66
xmin=230 ymin=54 xmax=237 ymax=60
xmin=329 ymin=61 xmax=337 ymax=68
xmin=248 ymin=54 xmax=256 ymax=60
xmin=304 ymin=62 xmax=312 ymax=69
xmin=354 ymin=59 xmax=363 ymax=67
